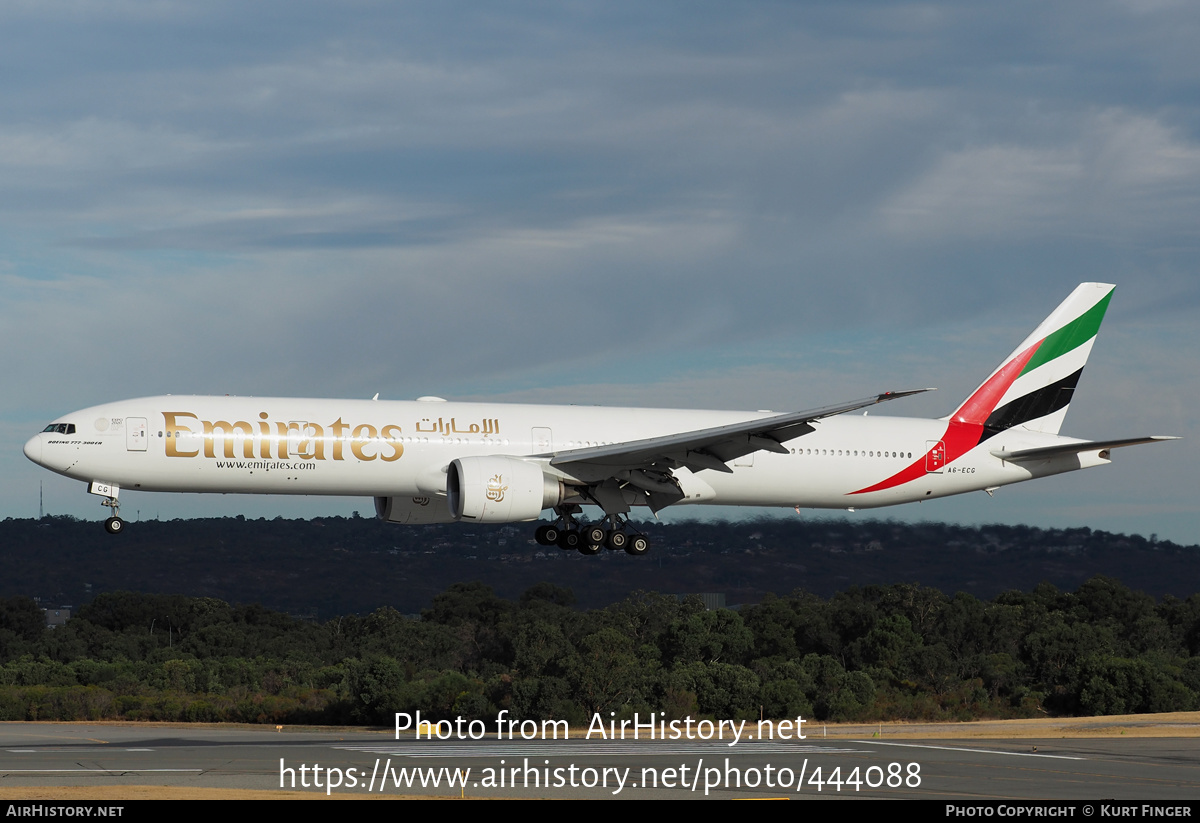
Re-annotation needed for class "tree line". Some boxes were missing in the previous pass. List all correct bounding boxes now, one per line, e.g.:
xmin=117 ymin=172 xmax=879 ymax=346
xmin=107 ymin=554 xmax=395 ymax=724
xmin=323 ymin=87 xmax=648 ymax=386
xmin=1 ymin=576 xmax=1198 ymax=725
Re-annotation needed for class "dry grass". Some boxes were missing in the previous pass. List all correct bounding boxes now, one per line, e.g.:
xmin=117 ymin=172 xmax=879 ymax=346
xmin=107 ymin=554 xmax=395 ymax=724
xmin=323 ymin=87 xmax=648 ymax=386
xmin=801 ymin=710 xmax=1200 ymax=739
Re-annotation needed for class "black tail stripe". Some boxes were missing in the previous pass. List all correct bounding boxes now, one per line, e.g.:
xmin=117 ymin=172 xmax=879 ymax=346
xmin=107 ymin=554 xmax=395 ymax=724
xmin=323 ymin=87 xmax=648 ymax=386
xmin=979 ymin=367 xmax=1084 ymax=442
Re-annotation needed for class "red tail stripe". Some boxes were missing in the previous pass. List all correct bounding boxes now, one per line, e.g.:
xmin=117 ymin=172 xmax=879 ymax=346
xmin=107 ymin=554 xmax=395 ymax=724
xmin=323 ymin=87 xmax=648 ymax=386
xmin=849 ymin=338 xmax=1042 ymax=496
xmin=952 ymin=339 xmax=1041 ymax=425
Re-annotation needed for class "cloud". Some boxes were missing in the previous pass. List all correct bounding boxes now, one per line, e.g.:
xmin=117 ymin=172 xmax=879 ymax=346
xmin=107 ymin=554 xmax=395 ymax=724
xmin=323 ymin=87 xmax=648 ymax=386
xmin=1 ymin=2 xmax=1196 ymax=542
xmin=878 ymin=110 xmax=1200 ymax=241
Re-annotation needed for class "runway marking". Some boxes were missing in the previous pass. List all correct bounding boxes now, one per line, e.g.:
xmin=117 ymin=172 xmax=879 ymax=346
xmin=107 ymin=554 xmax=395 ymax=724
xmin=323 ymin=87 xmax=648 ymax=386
xmin=0 ymin=769 xmax=201 ymax=774
xmin=337 ymin=742 xmax=865 ymax=758
xmin=5 ymin=748 xmax=159 ymax=753
xmin=854 ymin=740 xmax=1085 ymax=760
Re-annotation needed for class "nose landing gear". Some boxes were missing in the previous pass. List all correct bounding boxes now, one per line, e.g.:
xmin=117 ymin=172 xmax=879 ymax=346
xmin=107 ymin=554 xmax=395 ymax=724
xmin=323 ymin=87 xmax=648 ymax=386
xmin=89 ymin=481 xmax=124 ymax=535
xmin=104 ymin=515 xmax=124 ymax=534
xmin=101 ymin=496 xmax=124 ymax=534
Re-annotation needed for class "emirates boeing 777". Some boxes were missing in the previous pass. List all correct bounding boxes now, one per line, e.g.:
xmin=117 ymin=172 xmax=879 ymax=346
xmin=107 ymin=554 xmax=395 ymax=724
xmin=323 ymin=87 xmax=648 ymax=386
xmin=24 ymin=283 xmax=1175 ymax=554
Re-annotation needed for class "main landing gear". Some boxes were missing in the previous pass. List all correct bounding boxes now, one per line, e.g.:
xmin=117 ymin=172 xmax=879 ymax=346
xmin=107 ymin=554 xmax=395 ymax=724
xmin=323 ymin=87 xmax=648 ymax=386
xmin=534 ymin=510 xmax=650 ymax=556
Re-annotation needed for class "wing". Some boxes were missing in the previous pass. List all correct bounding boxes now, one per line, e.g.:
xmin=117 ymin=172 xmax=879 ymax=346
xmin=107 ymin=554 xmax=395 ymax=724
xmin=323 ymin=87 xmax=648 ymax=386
xmin=547 ymin=389 xmax=933 ymax=513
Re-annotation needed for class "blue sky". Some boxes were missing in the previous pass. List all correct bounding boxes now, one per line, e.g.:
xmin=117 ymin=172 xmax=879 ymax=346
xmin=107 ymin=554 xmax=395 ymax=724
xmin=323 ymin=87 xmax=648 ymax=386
xmin=3 ymin=1 xmax=1196 ymax=543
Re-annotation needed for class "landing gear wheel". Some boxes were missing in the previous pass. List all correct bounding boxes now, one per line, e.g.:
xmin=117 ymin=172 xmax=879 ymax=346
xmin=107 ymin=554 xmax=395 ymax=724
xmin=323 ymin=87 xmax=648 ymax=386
xmin=556 ymin=529 xmax=581 ymax=551
xmin=99 ymin=493 xmax=122 ymax=534
xmin=582 ymin=524 xmax=606 ymax=547
xmin=605 ymin=530 xmax=628 ymax=551
xmin=535 ymin=524 xmax=560 ymax=546
xmin=577 ymin=541 xmax=602 ymax=556
xmin=625 ymin=535 xmax=649 ymax=556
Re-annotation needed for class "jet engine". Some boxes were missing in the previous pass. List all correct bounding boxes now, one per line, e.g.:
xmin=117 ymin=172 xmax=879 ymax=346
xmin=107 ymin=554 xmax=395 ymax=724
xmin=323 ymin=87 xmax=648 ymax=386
xmin=447 ymin=456 xmax=563 ymax=522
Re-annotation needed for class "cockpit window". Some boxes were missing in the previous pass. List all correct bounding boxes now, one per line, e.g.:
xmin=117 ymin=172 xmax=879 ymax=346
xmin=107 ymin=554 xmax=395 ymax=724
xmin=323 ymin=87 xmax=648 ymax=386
xmin=42 ymin=423 xmax=76 ymax=434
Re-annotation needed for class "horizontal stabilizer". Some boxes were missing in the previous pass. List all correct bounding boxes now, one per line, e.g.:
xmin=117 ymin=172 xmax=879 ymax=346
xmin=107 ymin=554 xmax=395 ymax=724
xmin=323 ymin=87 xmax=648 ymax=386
xmin=991 ymin=436 xmax=1179 ymax=462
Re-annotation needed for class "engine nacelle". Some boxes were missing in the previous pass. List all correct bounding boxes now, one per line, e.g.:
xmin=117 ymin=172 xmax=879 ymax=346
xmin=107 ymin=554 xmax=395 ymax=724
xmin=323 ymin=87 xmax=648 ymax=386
xmin=447 ymin=456 xmax=563 ymax=522
xmin=375 ymin=495 xmax=457 ymax=524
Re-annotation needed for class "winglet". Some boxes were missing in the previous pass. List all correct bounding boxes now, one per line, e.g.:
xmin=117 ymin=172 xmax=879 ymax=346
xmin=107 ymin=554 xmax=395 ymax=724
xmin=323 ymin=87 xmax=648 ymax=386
xmin=880 ymin=388 xmax=937 ymax=400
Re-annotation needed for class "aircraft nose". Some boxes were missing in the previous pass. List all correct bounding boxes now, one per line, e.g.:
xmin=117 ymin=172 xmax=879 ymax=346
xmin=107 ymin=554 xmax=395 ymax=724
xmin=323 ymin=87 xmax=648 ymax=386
xmin=23 ymin=434 xmax=42 ymax=466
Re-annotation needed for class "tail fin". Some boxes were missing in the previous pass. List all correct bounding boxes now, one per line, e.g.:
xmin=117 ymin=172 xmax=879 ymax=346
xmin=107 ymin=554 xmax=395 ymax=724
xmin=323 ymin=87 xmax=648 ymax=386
xmin=950 ymin=282 xmax=1113 ymax=437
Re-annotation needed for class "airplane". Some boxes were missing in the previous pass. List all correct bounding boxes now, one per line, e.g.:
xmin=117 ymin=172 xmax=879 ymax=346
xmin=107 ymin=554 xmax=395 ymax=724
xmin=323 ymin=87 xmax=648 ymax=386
xmin=24 ymin=282 xmax=1176 ymax=554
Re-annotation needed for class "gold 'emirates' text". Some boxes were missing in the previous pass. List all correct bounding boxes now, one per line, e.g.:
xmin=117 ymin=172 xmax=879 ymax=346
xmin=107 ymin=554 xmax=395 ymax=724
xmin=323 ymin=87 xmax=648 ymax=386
xmin=162 ymin=412 xmax=403 ymax=462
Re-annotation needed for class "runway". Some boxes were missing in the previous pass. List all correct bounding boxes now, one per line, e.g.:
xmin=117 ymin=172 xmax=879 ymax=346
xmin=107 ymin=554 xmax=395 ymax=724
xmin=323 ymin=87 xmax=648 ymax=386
xmin=2 ymin=720 xmax=1199 ymax=799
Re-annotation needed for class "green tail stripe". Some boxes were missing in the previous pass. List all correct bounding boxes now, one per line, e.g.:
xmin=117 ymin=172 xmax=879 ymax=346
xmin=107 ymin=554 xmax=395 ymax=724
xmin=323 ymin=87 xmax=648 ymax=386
xmin=1020 ymin=290 xmax=1112 ymax=376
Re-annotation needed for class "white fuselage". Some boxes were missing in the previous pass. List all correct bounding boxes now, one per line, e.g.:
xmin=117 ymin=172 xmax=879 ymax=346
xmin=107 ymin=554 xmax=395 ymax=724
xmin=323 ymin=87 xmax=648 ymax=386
xmin=23 ymin=395 xmax=1105 ymax=514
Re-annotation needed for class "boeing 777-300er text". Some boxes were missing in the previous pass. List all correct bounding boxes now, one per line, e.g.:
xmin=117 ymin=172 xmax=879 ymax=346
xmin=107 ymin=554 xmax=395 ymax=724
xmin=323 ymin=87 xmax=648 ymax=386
xmin=24 ymin=283 xmax=1176 ymax=554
